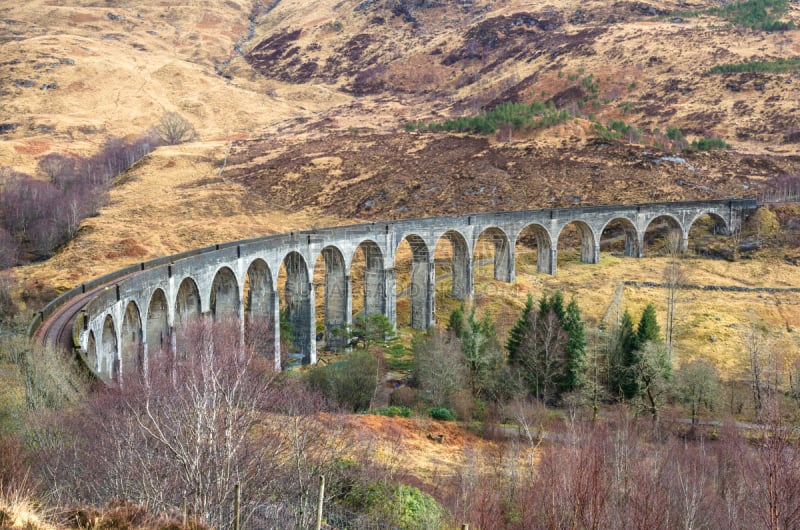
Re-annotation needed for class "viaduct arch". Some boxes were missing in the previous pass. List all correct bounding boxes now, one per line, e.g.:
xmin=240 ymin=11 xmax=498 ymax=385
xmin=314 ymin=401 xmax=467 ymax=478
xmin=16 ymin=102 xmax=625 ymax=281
xmin=30 ymin=199 xmax=756 ymax=381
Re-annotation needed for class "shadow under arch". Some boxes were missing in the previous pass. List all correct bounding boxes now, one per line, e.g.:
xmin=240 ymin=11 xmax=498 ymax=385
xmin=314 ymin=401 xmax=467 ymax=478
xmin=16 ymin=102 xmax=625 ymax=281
xmin=556 ymin=219 xmax=598 ymax=267
xmin=351 ymin=239 xmax=386 ymax=320
xmin=474 ymin=226 xmax=513 ymax=284
xmin=175 ymin=277 xmax=201 ymax=354
xmin=101 ymin=314 xmax=117 ymax=382
xmin=515 ymin=223 xmax=554 ymax=275
xmin=395 ymin=234 xmax=432 ymax=330
xmin=643 ymin=214 xmax=684 ymax=256
xmin=434 ymin=229 xmax=471 ymax=302
xmin=120 ymin=300 xmax=143 ymax=378
xmin=244 ymin=259 xmax=276 ymax=361
xmin=599 ymin=217 xmax=641 ymax=258
xmin=86 ymin=330 xmax=97 ymax=374
xmin=687 ymin=212 xmax=731 ymax=256
xmin=281 ymin=251 xmax=312 ymax=364
xmin=210 ymin=266 xmax=240 ymax=318
xmin=146 ymin=288 xmax=170 ymax=360
xmin=315 ymin=245 xmax=348 ymax=351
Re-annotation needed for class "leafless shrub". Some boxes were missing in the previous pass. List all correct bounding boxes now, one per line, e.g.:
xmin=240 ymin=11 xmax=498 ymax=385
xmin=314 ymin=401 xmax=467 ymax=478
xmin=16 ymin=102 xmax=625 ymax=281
xmin=411 ymin=330 xmax=469 ymax=409
xmin=0 ymin=437 xmax=29 ymax=496
xmin=0 ymin=228 xmax=19 ymax=269
xmin=156 ymin=112 xmax=197 ymax=145
xmin=435 ymin=404 xmax=800 ymax=530
xmin=0 ymin=132 xmax=160 ymax=261
xmin=760 ymin=173 xmax=800 ymax=204
xmin=38 ymin=152 xmax=75 ymax=184
xmin=0 ymin=271 xmax=18 ymax=321
xmin=35 ymin=315 xmax=358 ymax=528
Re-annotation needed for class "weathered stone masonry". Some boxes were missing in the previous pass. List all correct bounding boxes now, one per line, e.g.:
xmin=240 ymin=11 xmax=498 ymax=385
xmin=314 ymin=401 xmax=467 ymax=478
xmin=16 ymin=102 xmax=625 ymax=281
xmin=31 ymin=199 xmax=756 ymax=382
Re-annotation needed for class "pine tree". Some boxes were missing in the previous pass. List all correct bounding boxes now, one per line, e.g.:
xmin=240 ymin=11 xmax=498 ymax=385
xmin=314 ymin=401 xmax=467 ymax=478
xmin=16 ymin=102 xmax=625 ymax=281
xmin=462 ymin=307 xmax=503 ymax=397
xmin=447 ymin=305 xmax=465 ymax=339
xmin=637 ymin=303 xmax=661 ymax=346
xmin=518 ymin=297 xmax=567 ymax=403
xmin=509 ymin=291 xmax=586 ymax=402
xmin=614 ymin=309 xmax=640 ymax=400
xmin=549 ymin=290 xmax=566 ymax=322
xmin=461 ymin=306 xmax=486 ymax=375
xmin=507 ymin=294 xmax=534 ymax=363
xmin=561 ymin=296 xmax=587 ymax=392
xmin=449 ymin=305 xmax=503 ymax=398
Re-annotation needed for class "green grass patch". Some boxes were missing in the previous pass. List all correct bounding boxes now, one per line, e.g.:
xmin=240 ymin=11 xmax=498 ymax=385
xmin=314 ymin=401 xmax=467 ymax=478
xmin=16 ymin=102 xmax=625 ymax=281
xmin=689 ymin=137 xmax=731 ymax=151
xmin=590 ymin=119 xmax=642 ymax=142
xmin=405 ymin=101 xmax=571 ymax=135
xmin=714 ymin=0 xmax=793 ymax=30
xmin=708 ymin=57 xmax=800 ymax=74
xmin=384 ymin=342 xmax=413 ymax=371
xmin=370 ymin=405 xmax=413 ymax=418
xmin=667 ymin=0 xmax=793 ymax=30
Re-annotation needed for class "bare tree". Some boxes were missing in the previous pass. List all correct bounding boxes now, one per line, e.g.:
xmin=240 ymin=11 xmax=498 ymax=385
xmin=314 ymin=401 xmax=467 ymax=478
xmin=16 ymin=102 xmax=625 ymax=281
xmin=411 ymin=331 xmax=469 ymax=408
xmin=676 ymin=360 xmax=719 ymax=426
xmin=38 ymin=317 xmax=281 ymax=526
xmin=633 ymin=342 xmax=672 ymax=422
xmin=156 ymin=112 xmax=197 ymax=145
xmin=744 ymin=316 xmax=772 ymax=422
xmin=504 ymin=396 xmax=547 ymax=451
xmin=35 ymin=315 xmax=364 ymax=528
xmin=663 ymin=229 xmax=686 ymax=360
xmin=744 ymin=401 xmax=800 ymax=530
xmin=0 ymin=229 xmax=19 ymax=270
xmin=38 ymin=152 xmax=75 ymax=184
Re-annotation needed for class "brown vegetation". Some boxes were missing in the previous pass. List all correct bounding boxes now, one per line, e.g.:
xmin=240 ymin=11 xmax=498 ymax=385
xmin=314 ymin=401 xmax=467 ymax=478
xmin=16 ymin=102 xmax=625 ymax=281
xmin=1 ymin=0 xmax=800 ymax=526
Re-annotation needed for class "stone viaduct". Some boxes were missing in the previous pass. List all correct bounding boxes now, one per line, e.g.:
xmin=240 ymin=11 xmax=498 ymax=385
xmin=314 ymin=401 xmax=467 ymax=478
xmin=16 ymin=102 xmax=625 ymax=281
xmin=30 ymin=199 xmax=756 ymax=381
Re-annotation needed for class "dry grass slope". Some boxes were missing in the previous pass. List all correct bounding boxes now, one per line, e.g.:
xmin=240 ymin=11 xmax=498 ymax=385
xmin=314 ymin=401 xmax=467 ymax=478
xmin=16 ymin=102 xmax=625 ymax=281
xmin=0 ymin=0 xmax=797 ymax=400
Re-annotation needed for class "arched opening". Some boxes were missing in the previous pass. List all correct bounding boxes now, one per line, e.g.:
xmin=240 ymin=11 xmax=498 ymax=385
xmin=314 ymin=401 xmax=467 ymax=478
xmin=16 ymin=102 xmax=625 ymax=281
xmin=210 ymin=267 xmax=240 ymax=318
xmin=175 ymin=277 xmax=201 ymax=354
xmin=515 ymin=223 xmax=553 ymax=275
xmin=474 ymin=227 xmax=513 ymax=287
xmin=351 ymin=240 xmax=386 ymax=320
xmin=599 ymin=218 xmax=640 ymax=258
xmin=688 ymin=213 xmax=731 ymax=257
xmin=146 ymin=289 xmax=170 ymax=359
xmin=643 ymin=215 xmax=684 ymax=256
xmin=278 ymin=251 xmax=312 ymax=364
xmin=121 ymin=301 xmax=143 ymax=378
xmin=86 ymin=331 xmax=97 ymax=373
xmin=313 ymin=246 xmax=348 ymax=351
xmin=436 ymin=230 xmax=471 ymax=299
xmin=433 ymin=230 xmax=471 ymax=326
xmin=244 ymin=259 xmax=276 ymax=360
xmin=556 ymin=220 xmax=597 ymax=267
xmin=395 ymin=234 xmax=432 ymax=329
xmin=101 ymin=314 xmax=118 ymax=382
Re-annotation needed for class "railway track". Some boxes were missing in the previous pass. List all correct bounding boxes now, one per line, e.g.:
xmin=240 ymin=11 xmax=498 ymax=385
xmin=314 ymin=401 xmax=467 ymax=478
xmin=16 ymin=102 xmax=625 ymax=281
xmin=34 ymin=276 xmax=134 ymax=353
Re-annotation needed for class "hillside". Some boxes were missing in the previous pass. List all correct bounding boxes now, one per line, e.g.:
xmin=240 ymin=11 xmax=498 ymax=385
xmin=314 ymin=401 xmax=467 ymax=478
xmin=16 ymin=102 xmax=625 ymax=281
xmin=2 ymin=2 xmax=800 ymax=526
xmin=0 ymin=0 xmax=798 ymax=324
xmin=0 ymin=0 xmax=797 ymax=334
xmin=0 ymin=0 xmax=797 ymax=337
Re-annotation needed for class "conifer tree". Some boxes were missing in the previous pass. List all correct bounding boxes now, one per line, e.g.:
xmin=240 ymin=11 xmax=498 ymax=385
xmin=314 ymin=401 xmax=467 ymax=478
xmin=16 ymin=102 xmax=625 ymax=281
xmin=549 ymin=289 xmax=566 ymax=322
xmin=510 ymin=291 xmax=587 ymax=401
xmin=637 ymin=303 xmax=661 ymax=346
xmin=518 ymin=296 xmax=567 ymax=403
xmin=561 ymin=296 xmax=587 ymax=392
xmin=452 ymin=305 xmax=503 ymax=398
xmin=611 ymin=309 xmax=640 ymax=400
xmin=507 ymin=294 xmax=534 ymax=363
xmin=447 ymin=305 xmax=465 ymax=339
